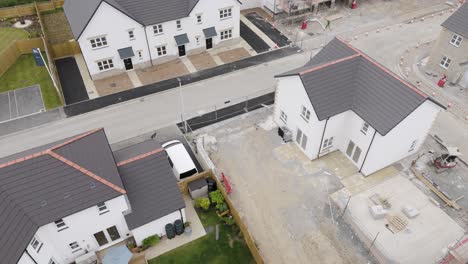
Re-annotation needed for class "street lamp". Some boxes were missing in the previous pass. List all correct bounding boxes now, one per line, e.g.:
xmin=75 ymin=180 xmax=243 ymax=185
xmin=177 ymin=78 xmax=188 ymax=133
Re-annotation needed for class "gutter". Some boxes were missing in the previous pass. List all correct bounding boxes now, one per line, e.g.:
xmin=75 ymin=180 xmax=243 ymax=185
xmin=359 ymin=130 xmax=377 ymax=173
xmin=317 ymin=118 xmax=329 ymax=159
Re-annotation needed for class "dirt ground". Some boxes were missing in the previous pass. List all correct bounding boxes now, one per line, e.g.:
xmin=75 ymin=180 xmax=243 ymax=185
xmin=136 ymin=59 xmax=189 ymax=85
xmin=188 ymin=52 xmax=218 ymax=71
xmin=94 ymin=73 xmax=134 ymax=96
xmin=191 ymin=109 xmax=375 ymax=264
xmin=217 ymin=47 xmax=251 ymax=64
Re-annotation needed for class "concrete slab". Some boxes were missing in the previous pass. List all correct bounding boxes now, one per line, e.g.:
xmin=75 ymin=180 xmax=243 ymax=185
xmin=127 ymin=70 xmax=143 ymax=88
xmin=0 ymin=85 xmax=45 ymax=123
xmin=75 ymin=54 xmax=99 ymax=99
xmin=332 ymin=175 xmax=464 ymax=264
xmin=180 ymin=56 xmax=197 ymax=74
xmin=94 ymin=74 xmax=134 ymax=96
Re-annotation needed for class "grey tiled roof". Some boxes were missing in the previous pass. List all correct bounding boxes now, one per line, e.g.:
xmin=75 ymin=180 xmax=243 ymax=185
xmin=276 ymin=38 xmax=443 ymax=136
xmin=188 ymin=178 xmax=207 ymax=191
xmin=441 ymin=3 xmax=468 ymax=38
xmin=0 ymin=129 xmax=124 ymax=264
xmin=118 ymin=142 xmax=185 ymax=230
xmin=64 ymin=0 xmax=202 ymax=39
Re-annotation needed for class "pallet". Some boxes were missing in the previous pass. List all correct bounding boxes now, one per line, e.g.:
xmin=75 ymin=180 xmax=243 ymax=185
xmin=386 ymin=214 xmax=408 ymax=233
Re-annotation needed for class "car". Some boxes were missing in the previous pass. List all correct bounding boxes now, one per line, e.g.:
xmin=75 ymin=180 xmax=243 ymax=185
xmin=162 ymin=140 xmax=198 ymax=181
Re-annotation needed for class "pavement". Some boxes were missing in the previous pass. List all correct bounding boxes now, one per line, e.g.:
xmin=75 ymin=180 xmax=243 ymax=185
xmin=0 ymin=85 xmax=44 ymax=122
xmin=55 ymin=57 xmax=89 ymax=104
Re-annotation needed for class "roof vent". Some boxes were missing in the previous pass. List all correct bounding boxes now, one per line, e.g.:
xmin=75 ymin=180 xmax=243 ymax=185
xmin=90 ymin=183 xmax=96 ymax=189
xmin=40 ymin=200 xmax=47 ymax=207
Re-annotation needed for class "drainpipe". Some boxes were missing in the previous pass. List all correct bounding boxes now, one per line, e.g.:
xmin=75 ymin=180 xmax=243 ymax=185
xmin=179 ymin=208 xmax=184 ymax=223
xmin=317 ymin=118 xmax=329 ymax=159
xmin=24 ymin=249 xmax=38 ymax=264
xmin=143 ymin=26 xmax=154 ymax=66
xmin=359 ymin=130 xmax=377 ymax=173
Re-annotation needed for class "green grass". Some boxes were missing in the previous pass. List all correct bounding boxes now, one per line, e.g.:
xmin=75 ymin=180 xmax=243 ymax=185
xmin=0 ymin=53 xmax=62 ymax=109
xmin=0 ymin=27 xmax=29 ymax=53
xmin=149 ymin=209 xmax=255 ymax=264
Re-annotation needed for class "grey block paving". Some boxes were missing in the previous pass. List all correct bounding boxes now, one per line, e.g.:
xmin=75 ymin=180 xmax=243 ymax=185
xmin=0 ymin=93 xmax=11 ymax=122
xmin=0 ymin=85 xmax=45 ymax=123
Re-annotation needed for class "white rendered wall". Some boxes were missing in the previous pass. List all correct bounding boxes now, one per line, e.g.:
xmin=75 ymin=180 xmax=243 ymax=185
xmin=361 ymin=101 xmax=441 ymax=175
xmin=131 ymin=209 xmax=186 ymax=246
xmin=274 ymin=76 xmax=325 ymax=159
xmin=145 ymin=0 xmax=241 ymax=62
xmin=78 ymin=2 xmax=150 ymax=79
xmin=17 ymin=254 xmax=36 ymax=264
xmin=240 ymin=0 xmax=261 ymax=9
xmin=29 ymin=195 xmax=130 ymax=264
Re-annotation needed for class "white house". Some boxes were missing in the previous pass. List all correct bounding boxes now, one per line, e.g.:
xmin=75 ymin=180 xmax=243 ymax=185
xmin=274 ymin=38 xmax=445 ymax=176
xmin=0 ymin=128 xmax=186 ymax=264
xmin=64 ymin=0 xmax=242 ymax=80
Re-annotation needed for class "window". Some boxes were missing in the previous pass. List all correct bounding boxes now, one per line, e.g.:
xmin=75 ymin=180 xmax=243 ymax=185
xmin=30 ymin=237 xmax=43 ymax=253
xmin=323 ymin=137 xmax=334 ymax=149
xmin=220 ymin=29 xmax=232 ymax=40
xmin=128 ymin=30 xmax=135 ymax=40
xmin=196 ymin=14 xmax=202 ymax=24
xmin=300 ymin=105 xmax=311 ymax=122
xmin=279 ymin=110 xmax=287 ymax=123
xmin=153 ymin=24 xmax=163 ymax=34
xmin=361 ymin=122 xmax=369 ymax=135
xmin=352 ymin=146 xmax=362 ymax=163
xmin=409 ymin=140 xmax=417 ymax=152
xmin=450 ymin=33 xmax=463 ymax=47
xmin=48 ymin=258 xmax=57 ymax=264
xmin=107 ymin=226 xmax=121 ymax=241
xmin=97 ymin=59 xmax=114 ymax=71
xmin=54 ymin=219 xmax=68 ymax=231
xmin=219 ymin=7 xmax=232 ymax=19
xmin=89 ymin=36 xmax=108 ymax=49
xmin=97 ymin=202 xmax=109 ymax=215
xmin=156 ymin=45 xmax=167 ymax=56
xmin=137 ymin=50 xmax=143 ymax=60
xmin=69 ymin=242 xmax=81 ymax=253
xmin=176 ymin=20 xmax=182 ymax=30
xmin=296 ymin=128 xmax=307 ymax=150
xmin=440 ymin=56 xmax=451 ymax=69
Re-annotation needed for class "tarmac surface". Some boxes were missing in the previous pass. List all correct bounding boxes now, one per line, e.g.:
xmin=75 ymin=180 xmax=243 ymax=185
xmin=240 ymin=21 xmax=270 ymax=53
xmin=0 ymin=85 xmax=44 ymax=122
xmin=245 ymin=12 xmax=291 ymax=47
xmin=55 ymin=57 xmax=89 ymax=105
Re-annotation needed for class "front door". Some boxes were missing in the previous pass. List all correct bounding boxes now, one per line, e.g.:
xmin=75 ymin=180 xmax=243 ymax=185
xmin=123 ymin=58 xmax=133 ymax=70
xmin=206 ymin=38 xmax=213 ymax=49
xmin=107 ymin=226 xmax=121 ymax=241
xmin=178 ymin=45 xmax=186 ymax=57
xmin=94 ymin=231 xmax=108 ymax=247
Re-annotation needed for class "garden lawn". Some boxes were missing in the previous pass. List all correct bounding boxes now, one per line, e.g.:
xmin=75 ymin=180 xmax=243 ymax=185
xmin=0 ymin=27 xmax=29 ymax=53
xmin=0 ymin=53 xmax=62 ymax=109
xmin=149 ymin=209 xmax=255 ymax=264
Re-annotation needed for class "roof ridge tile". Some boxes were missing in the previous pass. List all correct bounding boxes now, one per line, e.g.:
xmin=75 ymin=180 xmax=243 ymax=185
xmin=117 ymin=148 xmax=164 ymax=167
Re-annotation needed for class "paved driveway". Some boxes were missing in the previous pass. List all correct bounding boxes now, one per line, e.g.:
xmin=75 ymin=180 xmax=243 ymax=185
xmin=191 ymin=109 xmax=374 ymax=264
xmin=55 ymin=57 xmax=89 ymax=104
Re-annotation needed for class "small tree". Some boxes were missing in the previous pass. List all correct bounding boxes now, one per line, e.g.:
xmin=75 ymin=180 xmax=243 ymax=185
xmin=209 ymin=190 xmax=225 ymax=205
xmin=195 ymin=197 xmax=210 ymax=210
xmin=142 ymin=235 xmax=160 ymax=248
xmin=215 ymin=202 xmax=228 ymax=213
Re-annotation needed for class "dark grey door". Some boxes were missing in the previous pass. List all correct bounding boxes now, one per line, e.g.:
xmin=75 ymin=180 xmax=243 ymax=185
xmin=123 ymin=58 xmax=133 ymax=70
xmin=346 ymin=140 xmax=355 ymax=157
xmin=352 ymin=146 xmax=362 ymax=163
xmin=106 ymin=226 xmax=121 ymax=241
xmin=94 ymin=231 xmax=108 ymax=246
xmin=178 ymin=45 xmax=186 ymax=57
xmin=206 ymin=38 xmax=213 ymax=49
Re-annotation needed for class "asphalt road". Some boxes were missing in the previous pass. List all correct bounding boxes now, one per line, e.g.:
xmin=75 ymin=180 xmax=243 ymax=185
xmin=0 ymin=52 xmax=310 ymax=158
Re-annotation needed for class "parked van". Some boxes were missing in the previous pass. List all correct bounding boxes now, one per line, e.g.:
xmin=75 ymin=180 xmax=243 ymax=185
xmin=162 ymin=140 xmax=198 ymax=181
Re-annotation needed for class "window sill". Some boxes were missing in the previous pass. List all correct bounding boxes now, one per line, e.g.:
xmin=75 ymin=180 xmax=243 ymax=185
xmin=220 ymin=17 xmax=233 ymax=21
xmin=449 ymin=42 xmax=460 ymax=48
xmin=71 ymin=249 xmax=82 ymax=254
xmin=129 ymin=38 xmax=135 ymax=41
xmin=360 ymin=130 xmax=368 ymax=135
xmin=91 ymin=46 xmax=109 ymax=51
xmin=57 ymin=227 xmax=69 ymax=232
xmin=154 ymin=33 xmax=164 ymax=36
xmin=99 ymin=210 xmax=110 ymax=215
xmin=439 ymin=65 xmax=449 ymax=69
xmin=300 ymin=116 xmax=310 ymax=123
xmin=98 ymin=67 xmax=115 ymax=72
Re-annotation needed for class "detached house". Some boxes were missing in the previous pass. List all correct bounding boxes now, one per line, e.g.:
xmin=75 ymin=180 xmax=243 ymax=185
xmin=0 ymin=129 xmax=185 ymax=264
xmin=427 ymin=3 xmax=468 ymax=88
xmin=64 ymin=0 xmax=241 ymax=80
xmin=274 ymin=38 xmax=445 ymax=176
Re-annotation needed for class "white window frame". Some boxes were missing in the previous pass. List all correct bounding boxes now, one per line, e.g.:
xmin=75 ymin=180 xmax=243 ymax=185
xmin=89 ymin=36 xmax=108 ymax=49
xmin=30 ymin=237 xmax=43 ymax=253
xmin=69 ymin=242 xmax=81 ymax=253
xmin=220 ymin=29 xmax=232 ymax=40
xmin=279 ymin=110 xmax=287 ymax=123
xmin=97 ymin=59 xmax=114 ymax=72
xmin=97 ymin=202 xmax=109 ymax=215
xmin=450 ymin=33 xmax=463 ymax=47
xmin=409 ymin=140 xmax=418 ymax=152
xmin=196 ymin=14 xmax=202 ymax=24
xmin=300 ymin=105 xmax=311 ymax=122
xmin=361 ymin=122 xmax=369 ymax=135
xmin=323 ymin=137 xmax=334 ymax=149
xmin=153 ymin=24 xmax=163 ymax=35
xmin=128 ymin=29 xmax=135 ymax=40
xmin=137 ymin=50 xmax=143 ymax=60
xmin=54 ymin=219 xmax=68 ymax=231
xmin=440 ymin=56 xmax=451 ymax=69
xmin=156 ymin=45 xmax=167 ymax=57
xmin=219 ymin=7 xmax=232 ymax=19
xmin=176 ymin=20 xmax=182 ymax=30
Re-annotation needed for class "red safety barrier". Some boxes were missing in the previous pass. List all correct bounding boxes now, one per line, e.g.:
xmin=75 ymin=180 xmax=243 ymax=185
xmin=221 ymin=172 xmax=233 ymax=194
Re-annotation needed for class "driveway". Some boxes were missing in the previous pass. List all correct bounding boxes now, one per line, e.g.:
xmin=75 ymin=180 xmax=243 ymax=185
xmin=192 ymin=109 xmax=374 ymax=264
xmin=55 ymin=57 xmax=89 ymax=104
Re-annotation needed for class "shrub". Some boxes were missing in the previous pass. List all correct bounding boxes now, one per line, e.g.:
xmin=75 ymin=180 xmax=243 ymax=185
xmin=142 ymin=235 xmax=160 ymax=248
xmin=209 ymin=190 xmax=225 ymax=205
xmin=184 ymin=221 xmax=191 ymax=228
xmin=222 ymin=216 xmax=236 ymax=226
xmin=215 ymin=202 xmax=228 ymax=213
xmin=195 ymin=197 xmax=210 ymax=210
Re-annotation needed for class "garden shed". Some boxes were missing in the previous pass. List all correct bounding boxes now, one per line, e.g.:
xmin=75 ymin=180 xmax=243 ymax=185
xmin=188 ymin=178 xmax=208 ymax=199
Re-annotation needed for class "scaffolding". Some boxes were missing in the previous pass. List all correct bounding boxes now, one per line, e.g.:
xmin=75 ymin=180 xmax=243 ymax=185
xmin=264 ymin=0 xmax=335 ymax=15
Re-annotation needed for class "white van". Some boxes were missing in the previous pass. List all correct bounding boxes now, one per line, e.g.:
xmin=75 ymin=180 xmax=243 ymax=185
xmin=162 ymin=140 xmax=198 ymax=181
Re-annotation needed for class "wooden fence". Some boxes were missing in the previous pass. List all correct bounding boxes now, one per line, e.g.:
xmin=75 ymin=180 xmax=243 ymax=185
xmin=0 ymin=0 xmax=64 ymax=19
xmin=51 ymin=41 xmax=81 ymax=58
xmin=0 ymin=38 xmax=44 ymax=77
xmin=180 ymin=170 xmax=265 ymax=264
